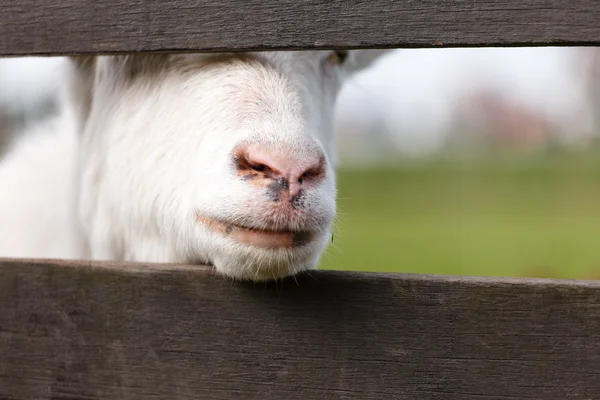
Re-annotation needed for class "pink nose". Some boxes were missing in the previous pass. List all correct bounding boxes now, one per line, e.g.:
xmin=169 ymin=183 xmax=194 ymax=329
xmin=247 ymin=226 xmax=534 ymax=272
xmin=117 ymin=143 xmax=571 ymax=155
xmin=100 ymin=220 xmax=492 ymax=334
xmin=234 ymin=144 xmax=326 ymax=197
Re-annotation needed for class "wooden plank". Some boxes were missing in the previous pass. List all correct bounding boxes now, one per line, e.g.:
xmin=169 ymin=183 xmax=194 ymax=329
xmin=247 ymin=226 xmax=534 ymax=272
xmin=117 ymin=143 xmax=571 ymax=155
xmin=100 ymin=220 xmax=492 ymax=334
xmin=1 ymin=0 xmax=600 ymax=56
xmin=1 ymin=258 xmax=599 ymax=399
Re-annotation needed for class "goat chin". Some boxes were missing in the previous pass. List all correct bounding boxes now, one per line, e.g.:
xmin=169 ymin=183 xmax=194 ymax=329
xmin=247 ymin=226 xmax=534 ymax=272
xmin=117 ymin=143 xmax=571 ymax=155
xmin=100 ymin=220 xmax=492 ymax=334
xmin=0 ymin=51 xmax=389 ymax=281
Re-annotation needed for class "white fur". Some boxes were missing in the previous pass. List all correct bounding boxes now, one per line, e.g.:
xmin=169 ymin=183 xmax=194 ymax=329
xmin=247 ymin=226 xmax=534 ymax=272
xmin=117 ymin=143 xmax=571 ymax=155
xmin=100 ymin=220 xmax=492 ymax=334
xmin=0 ymin=50 xmax=386 ymax=281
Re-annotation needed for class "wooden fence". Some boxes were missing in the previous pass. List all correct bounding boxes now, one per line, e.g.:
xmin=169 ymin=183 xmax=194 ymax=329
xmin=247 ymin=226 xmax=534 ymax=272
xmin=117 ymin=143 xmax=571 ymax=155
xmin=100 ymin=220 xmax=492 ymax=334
xmin=1 ymin=1 xmax=600 ymax=399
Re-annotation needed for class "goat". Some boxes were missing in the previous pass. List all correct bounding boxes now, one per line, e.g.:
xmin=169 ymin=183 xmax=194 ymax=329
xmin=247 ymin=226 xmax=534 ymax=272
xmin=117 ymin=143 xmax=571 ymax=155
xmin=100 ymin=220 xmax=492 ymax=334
xmin=0 ymin=51 xmax=387 ymax=281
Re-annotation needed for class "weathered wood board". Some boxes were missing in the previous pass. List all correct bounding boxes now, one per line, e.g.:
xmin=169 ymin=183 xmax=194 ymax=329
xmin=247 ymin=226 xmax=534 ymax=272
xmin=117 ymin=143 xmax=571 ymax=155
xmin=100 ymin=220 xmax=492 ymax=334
xmin=2 ymin=0 xmax=600 ymax=56
xmin=1 ymin=258 xmax=599 ymax=399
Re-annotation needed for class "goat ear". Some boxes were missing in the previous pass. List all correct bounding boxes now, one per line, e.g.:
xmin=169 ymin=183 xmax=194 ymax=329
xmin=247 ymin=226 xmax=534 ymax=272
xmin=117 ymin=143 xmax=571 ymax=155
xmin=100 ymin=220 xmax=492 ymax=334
xmin=68 ymin=56 xmax=96 ymax=132
xmin=346 ymin=49 xmax=392 ymax=74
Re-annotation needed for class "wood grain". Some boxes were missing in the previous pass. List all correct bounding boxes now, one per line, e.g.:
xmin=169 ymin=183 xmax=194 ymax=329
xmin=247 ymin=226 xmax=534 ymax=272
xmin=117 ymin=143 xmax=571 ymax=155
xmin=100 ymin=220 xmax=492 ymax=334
xmin=1 ymin=258 xmax=599 ymax=399
xmin=1 ymin=0 xmax=600 ymax=56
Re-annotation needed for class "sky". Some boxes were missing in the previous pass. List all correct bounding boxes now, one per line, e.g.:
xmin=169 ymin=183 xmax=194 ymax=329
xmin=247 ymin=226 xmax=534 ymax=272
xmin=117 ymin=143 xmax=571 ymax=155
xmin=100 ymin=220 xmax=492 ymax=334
xmin=0 ymin=56 xmax=66 ymax=113
xmin=336 ymin=47 xmax=591 ymax=155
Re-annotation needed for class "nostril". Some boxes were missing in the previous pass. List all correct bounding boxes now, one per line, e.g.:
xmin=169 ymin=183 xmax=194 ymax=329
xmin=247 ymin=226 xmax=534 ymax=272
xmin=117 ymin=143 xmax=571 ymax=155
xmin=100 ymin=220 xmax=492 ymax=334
xmin=234 ymin=147 xmax=282 ymax=180
xmin=252 ymin=163 xmax=266 ymax=172
xmin=233 ymin=145 xmax=326 ymax=189
xmin=234 ymin=153 xmax=273 ymax=175
xmin=297 ymin=158 xmax=326 ymax=184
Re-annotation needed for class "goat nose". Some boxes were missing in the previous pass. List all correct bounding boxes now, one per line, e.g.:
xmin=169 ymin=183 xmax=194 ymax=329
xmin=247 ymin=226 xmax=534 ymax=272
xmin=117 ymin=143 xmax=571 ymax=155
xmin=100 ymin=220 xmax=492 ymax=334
xmin=234 ymin=144 xmax=326 ymax=196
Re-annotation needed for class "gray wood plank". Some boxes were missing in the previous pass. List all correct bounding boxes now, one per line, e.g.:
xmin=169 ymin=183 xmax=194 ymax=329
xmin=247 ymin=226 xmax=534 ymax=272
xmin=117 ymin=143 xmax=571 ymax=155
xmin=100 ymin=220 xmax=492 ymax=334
xmin=1 ymin=258 xmax=599 ymax=399
xmin=1 ymin=0 xmax=600 ymax=56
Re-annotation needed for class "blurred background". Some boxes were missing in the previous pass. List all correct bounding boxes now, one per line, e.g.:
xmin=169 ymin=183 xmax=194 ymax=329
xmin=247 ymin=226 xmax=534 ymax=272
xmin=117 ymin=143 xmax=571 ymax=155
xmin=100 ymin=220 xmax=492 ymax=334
xmin=2 ymin=48 xmax=600 ymax=279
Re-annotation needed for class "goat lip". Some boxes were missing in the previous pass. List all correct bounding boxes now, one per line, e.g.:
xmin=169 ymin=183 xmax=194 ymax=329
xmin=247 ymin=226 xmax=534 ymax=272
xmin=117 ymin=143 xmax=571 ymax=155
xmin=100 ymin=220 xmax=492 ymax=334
xmin=195 ymin=212 xmax=314 ymax=249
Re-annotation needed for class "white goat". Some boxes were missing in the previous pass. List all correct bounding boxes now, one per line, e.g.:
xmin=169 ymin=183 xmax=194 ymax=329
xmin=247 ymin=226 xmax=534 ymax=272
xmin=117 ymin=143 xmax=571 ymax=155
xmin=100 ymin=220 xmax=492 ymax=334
xmin=0 ymin=51 xmax=386 ymax=281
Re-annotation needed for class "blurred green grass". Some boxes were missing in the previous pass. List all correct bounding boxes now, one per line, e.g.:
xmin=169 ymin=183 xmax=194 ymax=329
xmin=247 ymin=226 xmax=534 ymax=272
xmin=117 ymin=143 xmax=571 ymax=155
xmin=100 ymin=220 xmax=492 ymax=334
xmin=320 ymin=152 xmax=600 ymax=279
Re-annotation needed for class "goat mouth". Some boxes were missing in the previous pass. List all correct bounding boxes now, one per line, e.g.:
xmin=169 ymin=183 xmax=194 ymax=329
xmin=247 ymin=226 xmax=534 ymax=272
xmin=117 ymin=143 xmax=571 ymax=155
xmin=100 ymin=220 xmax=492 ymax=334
xmin=195 ymin=211 xmax=313 ymax=249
